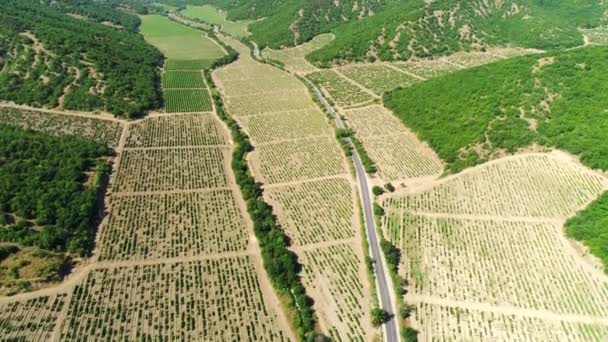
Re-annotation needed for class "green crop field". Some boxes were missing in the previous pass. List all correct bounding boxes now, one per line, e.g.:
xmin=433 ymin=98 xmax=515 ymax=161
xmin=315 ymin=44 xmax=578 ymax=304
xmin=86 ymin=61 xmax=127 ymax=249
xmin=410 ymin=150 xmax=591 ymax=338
xmin=181 ymin=5 xmax=252 ymax=38
xmin=140 ymin=14 xmax=225 ymax=60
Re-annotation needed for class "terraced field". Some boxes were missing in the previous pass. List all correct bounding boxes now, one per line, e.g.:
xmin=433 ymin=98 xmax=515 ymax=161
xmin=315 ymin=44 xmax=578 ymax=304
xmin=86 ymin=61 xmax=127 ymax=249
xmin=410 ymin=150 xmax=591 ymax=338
xmin=213 ymin=36 xmax=372 ymax=340
xmin=382 ymin=152 xmax=608 ymax=341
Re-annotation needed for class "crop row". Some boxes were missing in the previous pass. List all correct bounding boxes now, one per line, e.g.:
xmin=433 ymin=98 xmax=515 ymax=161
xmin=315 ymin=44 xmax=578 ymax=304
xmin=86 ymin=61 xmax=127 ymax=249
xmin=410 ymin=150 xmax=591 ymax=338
xmin=238 ymin=109 xmax=329 ymax=144
xmin=394 ymin=153 xmax=608 ymax=218
xmin=0 ymin=107 xmax=122 ymax=148
xmin=414 ymin=302 xmax=608 ymax=341
xmin=337 ymin=64 xmax=418 ymax=95
xmin=165 ymin=59 xmax=213 ymax=71
xmin=164 ymin=89 xmax=213 ymax=113
xmin=224 ymin=90 xmax=317 ymax=117
xmin=61 ymin=258 xmax=291 ymax=341
xmin=265 ymin=177 xmax=355 ymax=245
xmin=126 ymin=113 xmax=227 ymax=148
xmin=0 ymin=294 xmax=66 ymax=340
xmin=308 ymin=70 xmax=375 ymax=108
xmin=385 ymin=211 xmax=608 ymax=316
xmin=113 ymin=147 xmax=229 ymax=193
xmin=163 ymin=71 xmax=207 ymax=89
xmin=98 ymin=190 xmax=249 ymax=260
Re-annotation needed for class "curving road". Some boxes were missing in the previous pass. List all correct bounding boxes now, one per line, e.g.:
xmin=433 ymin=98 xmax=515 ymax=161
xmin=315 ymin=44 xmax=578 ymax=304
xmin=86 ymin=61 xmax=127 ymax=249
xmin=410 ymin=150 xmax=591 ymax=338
xmin=250 ymin=42 xmax=399 ymax=342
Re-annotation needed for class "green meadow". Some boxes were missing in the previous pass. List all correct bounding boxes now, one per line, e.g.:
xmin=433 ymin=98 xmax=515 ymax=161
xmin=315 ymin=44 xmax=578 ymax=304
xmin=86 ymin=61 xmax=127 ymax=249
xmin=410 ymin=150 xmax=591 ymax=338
xmin=139 ymin=14 xmax=225 ymax=60
xmin=181 ymin=5 xmax=252 ymax=38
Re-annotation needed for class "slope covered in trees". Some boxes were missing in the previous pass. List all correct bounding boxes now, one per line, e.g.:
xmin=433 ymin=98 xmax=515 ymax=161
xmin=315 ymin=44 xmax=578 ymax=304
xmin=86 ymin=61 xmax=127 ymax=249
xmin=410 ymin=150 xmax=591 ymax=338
xmin=566 ymin=192 xmax=608 ymax=272
xmin=0 ymin=0 xmax=163 ymax=118
xmin=384 ymin=46 xmax=608 ymax=173
xmin=0 ymin=125 xmax=109 ymax=255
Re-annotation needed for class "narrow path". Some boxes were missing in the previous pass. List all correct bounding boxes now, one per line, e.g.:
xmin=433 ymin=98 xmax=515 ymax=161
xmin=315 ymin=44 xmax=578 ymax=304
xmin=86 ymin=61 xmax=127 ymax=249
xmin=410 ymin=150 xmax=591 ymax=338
xmin=0 ymin=102 xmax=127 ymax=124
xmin=408 ymin=294 xmax=608 ymax=326
xmin=383 ymin=63 xmax=427 ymax=81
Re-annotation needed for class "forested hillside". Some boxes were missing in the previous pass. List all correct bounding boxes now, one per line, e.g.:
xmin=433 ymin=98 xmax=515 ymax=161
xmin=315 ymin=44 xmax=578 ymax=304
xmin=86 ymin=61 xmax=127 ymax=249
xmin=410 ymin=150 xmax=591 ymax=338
xmin=0 ymin=0 xmax=163 ymax=118
xmin=168 ymin=0 xmax=607 ymax=65
xmin=384 ymin=46 xmax=608 ymax=173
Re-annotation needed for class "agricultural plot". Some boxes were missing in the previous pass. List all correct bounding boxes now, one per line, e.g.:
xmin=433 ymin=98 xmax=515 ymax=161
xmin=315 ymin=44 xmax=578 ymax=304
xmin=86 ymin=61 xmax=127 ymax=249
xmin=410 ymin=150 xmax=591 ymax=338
xmin=113 ymin=147 xmax=229 ymax=192
xmin=164 ymin=89 xmax=213 ymax=113
xmin=0 ymin=294 xmax=66 ymax=340
xmin=0 ymin=107 xmax=122 ymax=148
xmin=413 ymin=302 xmax=608 ymax=342
xmin=165 ymin=59 xmax=214 ymax=70
xmin=262 ymin=34 xmax=334 ymax=73
xmin=442 ymin=50 xmax=505 ymax=68
xmin=139 ymin=15 xmax=225 ymax=60
xmin=582 ymin=27 xmax=608 ymax=45
xmin=163 ymin=71 xmax=207 ymax=89
xmin=126 ymin=113 xmax=227 ymax=148
xmin=344 ymin=105 xmax=443 ymax=181
xmin=61 ymin=258 xmax=291 ymax=341
xmin=223 ymin=90 xmax=317 ymax=117
xmin=265 ymin=178 xmax=354 ymax=245
xmin=299 ymin=243 xmax=368 ymax=341
xmin=308 ymin=70 xmax=376 ymax=108
xmin=395 ymin=153 xmax=608 ymax=218
xmin=390 ymin=59 xmax=462 ymax=79
xmin=181 ymin=5 xmax=253 ymax=38
xmin=98 ymin=190 xmax=248 ymax=260
xmin=336 ymin=64 xmax=419 ymax=95
xmin=251 ymin=137 xmax=346 ymax=184
xmin=238 ymin=109 xmax=329 ymax=144
xmin=382 ymin=152 xmax=608 ymax=336
xmin=218 ymin=77 xmax=303 ymax=96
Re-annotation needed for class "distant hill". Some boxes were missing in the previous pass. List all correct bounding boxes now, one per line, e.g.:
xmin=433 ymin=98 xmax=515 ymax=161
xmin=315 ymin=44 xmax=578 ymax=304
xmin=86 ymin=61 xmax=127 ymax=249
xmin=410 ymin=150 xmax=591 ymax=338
xmin=0 ymin=0 xmax=162 ymax=117
xmin=182 ymin=0 xmax=607 ymax=64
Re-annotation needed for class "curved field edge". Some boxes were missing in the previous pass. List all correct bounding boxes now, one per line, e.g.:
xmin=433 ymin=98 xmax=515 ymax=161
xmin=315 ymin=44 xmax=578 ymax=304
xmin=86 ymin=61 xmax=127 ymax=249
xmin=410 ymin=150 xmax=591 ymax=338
xmin=384 ymin=46 xmax=608 ymax=173
xmin=566 ymin=191 xmax=608 ymax=272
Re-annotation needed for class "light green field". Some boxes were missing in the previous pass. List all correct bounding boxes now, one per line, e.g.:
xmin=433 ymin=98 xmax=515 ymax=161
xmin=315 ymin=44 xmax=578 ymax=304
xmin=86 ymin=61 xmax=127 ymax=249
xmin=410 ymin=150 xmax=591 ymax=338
xmin=139 ymin=14 xmax=225 ymax=60
xmin=181 ymin=5 xmax=252 ymax=38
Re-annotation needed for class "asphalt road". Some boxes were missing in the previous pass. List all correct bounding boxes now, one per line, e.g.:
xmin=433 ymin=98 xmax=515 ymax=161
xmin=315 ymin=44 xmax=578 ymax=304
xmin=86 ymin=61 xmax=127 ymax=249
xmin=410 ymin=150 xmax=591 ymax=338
xmin=250 ymin=46 xmax=399 ymax=342
xmin=303 ymin=76 xmax=400 ymax=342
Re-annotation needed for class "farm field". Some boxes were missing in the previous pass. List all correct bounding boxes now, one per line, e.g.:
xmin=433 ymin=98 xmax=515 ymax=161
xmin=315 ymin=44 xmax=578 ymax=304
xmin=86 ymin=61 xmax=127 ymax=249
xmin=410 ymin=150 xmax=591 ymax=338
xmin=0 ymin=106 xmax=124 ymax=148
xmin=61 ymin=258 xmax=291 ymax=341
xmin=139 ymin=14 xmax=225 ymax=60
xmin=382 ymin=152 xmax=608 ymax=340
xmin=181 ymin=5 xmax=253 ymax=38
xmin=0 ymin=294 xmax=66 ymax=340
xmin=262 ymin=33 xmax=334 ymax=73
xmin=343 ymin=105 xmax=443 ymax=182
xmin=308 ymin=70 xmax=376 ymax=108
xmin=336 ymin=64 xmax=419 ymax=95
xmin=213 ymin=36 xmax=372 ymax=340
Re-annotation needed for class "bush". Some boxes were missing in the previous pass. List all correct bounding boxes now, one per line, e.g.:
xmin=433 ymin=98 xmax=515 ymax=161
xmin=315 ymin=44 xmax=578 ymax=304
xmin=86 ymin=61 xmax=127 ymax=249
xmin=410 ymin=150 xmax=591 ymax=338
xmin=371 ymin=307 xmax=389 ymax=327
xmin=372 ymin=186 xmax=385 ymax=196
xmin=385 ymin=183 xmax=395 ymax=192
xmin=373 ymin=204 xmax=385 ymax=217
xmin=402 ymin=327 xmax=419 ymax=342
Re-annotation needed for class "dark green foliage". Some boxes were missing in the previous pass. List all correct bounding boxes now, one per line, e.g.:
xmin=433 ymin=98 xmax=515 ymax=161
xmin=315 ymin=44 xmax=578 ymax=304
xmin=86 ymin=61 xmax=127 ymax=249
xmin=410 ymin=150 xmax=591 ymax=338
xmin=402 ymin=327 xmax=419 ymax=342
xmin=308 ymin=0 xmax=606 ymax=65
xmin=365 ymin=255 xmax=375 ymax=274
xmin=400 ymin=304 xmax=413 ymax=319
xmin=0 ymin=245 xmax=20 ymax=262
xmin=565 ymin=191 xmax=608 ymax=272
xmin=46 ymin=0 xmax=143 ymax=31
xmin=0 ymin=0 xmax=163 ymax=118
xmin=0 ymin=125 xmax=109 ymax=255
xmin=372 ymin=186 xmax=384 ymax=197
xmin=371 ymin=307 xmax=389 ymax=327
xmin=204 ymin=40 xmax=316 ymax=341
xmin=385 ymin=183 xmax=395 ymax=192
xmin=384 ymin=46 xmax=608 ymax=172
xmin=373 ymin=203 xmax=385 ymax=217
xmin=352 ymin=135 xmax=376 ymax=174
xmin=380 ymin=239 xmax=400 ymax=274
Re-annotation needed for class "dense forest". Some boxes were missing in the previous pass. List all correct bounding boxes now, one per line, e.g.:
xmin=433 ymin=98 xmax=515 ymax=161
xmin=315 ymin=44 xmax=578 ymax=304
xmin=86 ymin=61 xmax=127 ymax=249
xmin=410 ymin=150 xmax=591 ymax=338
xmin=566 ymin=192 xmax=608 ymax=272
xmin=0 ymin=0 xmax=163 ymax=118
xmin=385 ymin=46 xmax=608 ymax=172
xmin=162 ymin=0 xmax=607 ymax=65
xmin=0 ymin=125 xmax=109 ymax=255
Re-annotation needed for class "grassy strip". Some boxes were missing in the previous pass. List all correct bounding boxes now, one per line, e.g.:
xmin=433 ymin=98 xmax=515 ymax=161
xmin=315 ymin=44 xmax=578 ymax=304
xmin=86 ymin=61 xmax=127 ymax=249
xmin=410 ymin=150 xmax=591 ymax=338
xmin=565 ymin=191 xmax=608 ymax=272
xmin=204 ymin=34 xmax=318 ymax=342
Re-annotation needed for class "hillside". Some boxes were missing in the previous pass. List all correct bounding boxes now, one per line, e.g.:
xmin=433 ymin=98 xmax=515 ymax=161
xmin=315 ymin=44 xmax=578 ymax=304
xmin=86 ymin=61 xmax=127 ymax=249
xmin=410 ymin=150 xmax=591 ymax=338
xmin=0 ymin=0 xmax=163 ymax=117
xmin=177 ymin=0 xmax=607 ymax=64
xmin=384 ymin=45 xmax=608 ymax=173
